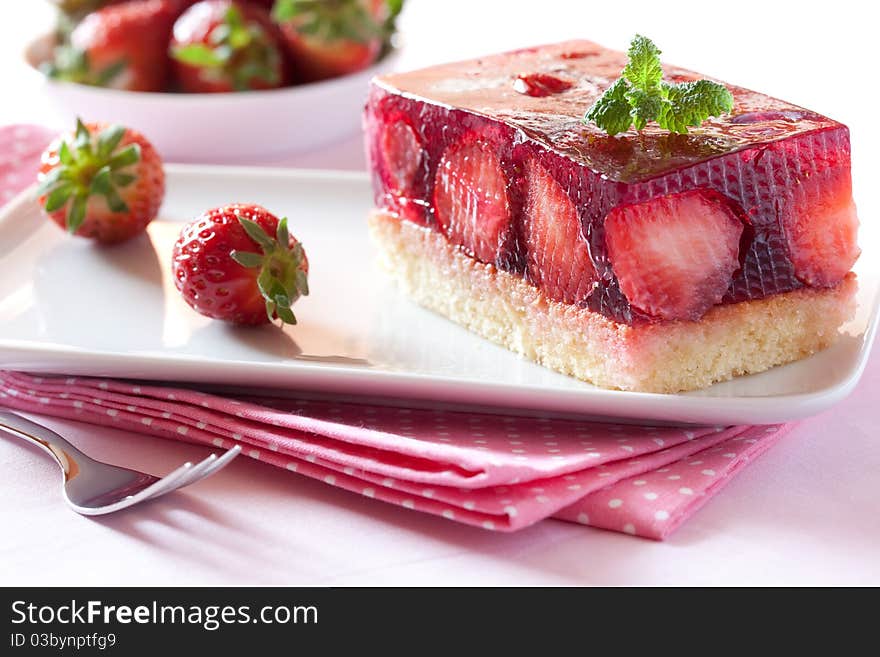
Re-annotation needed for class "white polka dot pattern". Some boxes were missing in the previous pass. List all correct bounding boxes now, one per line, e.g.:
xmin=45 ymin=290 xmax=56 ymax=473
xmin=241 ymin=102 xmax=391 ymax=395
xmin=0 ymin=370 xmax=792 ymax=540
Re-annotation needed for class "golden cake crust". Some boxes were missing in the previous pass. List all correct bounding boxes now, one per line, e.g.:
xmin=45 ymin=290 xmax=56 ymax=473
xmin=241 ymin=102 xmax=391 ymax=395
xmin=369 ymin=211 xmax=858 ymax=393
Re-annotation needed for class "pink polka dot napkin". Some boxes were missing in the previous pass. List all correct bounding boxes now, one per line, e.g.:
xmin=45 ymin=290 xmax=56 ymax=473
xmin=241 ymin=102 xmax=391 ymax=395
xmin=0 ymin=124 xmax=794 ymax=539
xmin=0 ymin=371 xmax=791 ymax=539
xmin=0 ymin=124 xmax=56 ymax=206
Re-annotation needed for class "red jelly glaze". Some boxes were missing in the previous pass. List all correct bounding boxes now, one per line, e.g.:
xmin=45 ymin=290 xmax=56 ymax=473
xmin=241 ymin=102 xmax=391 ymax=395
xmin=364 ymin=40 xmax=857 ymax=325
xmin=513 ymin=72 xmax=574 ymax=97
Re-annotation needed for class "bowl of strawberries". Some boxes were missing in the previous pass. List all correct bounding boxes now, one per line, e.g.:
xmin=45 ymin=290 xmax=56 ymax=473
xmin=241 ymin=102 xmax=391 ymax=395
xmin=24 ymin=0 xmax=403 ymax=162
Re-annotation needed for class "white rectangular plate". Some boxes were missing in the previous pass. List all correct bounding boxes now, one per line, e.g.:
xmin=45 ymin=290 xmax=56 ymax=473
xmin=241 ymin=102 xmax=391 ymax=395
xmin=1 ymin=165 xmax=877 ymax=425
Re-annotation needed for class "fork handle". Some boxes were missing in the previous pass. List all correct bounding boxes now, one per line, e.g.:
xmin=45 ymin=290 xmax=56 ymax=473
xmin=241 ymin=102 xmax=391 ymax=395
xmin=0 ymin=410 xmax=86 ymax=479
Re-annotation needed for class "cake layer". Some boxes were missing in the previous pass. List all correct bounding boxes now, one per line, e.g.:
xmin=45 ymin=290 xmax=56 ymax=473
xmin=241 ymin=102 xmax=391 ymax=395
xmin=369 ymin=211 xmax=857 ymax=394
xmin=363 ymin=40 xmax=859 ymax=325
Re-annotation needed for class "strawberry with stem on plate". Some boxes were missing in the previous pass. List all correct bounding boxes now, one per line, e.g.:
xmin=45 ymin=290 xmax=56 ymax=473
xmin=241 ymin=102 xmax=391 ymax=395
xmin=271 ymin=0 xmax=397 ymax=82
xmin=37 ymin=119 xmax=166 ymax=244
xmin=171 ymin=204 xmax=309 ymax=325
xmin=44 ymin=0 xmax=180 ymax=91
xmin=170 ymin=0 xmax=287 ymax=92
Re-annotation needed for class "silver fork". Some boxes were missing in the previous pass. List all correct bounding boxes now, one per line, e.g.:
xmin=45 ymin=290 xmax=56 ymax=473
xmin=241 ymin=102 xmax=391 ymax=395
xmin=0 ymin=410 xmax=241 ymax=515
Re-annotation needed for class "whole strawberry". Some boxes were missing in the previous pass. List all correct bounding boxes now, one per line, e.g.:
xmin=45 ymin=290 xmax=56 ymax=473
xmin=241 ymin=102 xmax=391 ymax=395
xmin=45 ymin=0 xmax=181 ymax=91
xmin=37 ymin=119 xmax=165 ymax=244
xmin=172 ymin=204 xmax=309 ymax=325
xmin=171 ymin=1 xmax=287 ymax=92
xmin=271 ymin=0 xmax=389 ymax=82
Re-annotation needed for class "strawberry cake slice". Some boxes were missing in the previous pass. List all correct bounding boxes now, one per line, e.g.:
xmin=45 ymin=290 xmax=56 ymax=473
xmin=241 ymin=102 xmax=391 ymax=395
xmin=363 ymin=40 xmax=859 ymax=393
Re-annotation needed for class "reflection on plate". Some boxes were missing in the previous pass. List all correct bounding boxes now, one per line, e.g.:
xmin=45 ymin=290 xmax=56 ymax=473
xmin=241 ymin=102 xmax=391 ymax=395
xmin=0 ymin=165 xmax=877 ymax=425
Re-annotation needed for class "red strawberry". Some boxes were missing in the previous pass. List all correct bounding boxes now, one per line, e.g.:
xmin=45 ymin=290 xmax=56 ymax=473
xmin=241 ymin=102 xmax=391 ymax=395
xmin=37 ymin=119 xmax=165 ymax=244
xmin=784 ymin=168 xmax=860 ymax=287
xmin=433 ymin=139 xmax=511 ymax=264
xmin=523 ymin=159 xmax=596 ymax=304
xmin=604 ymin=190 xmax=744 ymax=321
xmin=171 ymin=1 xmax=287 ymax=92
xmin=171 ymin=204 xmax=309 ymax=325
xmin=45 ymin=0 xmax=180 ymax=91
xmin=272 ymin=0 xmax=384 ymax=82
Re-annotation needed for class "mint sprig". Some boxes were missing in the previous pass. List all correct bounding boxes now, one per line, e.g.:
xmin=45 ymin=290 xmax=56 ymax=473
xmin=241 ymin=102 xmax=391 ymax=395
xmin=584 ymin=35 xmax=734 ymax=136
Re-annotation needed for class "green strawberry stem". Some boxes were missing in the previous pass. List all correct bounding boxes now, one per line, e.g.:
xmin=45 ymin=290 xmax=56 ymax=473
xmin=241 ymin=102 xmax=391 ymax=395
xmin=231 ymin=216 xmax=309 ymax=326
xmin=38 ymin=118 xmax=140 ymax=233
xmin=171 ymin=6 xmax=281 ymax=90
xmin=43 ymin=44 xmax=127 ymax=87
xmin=272 ymin=0 xmax=385 ymax=43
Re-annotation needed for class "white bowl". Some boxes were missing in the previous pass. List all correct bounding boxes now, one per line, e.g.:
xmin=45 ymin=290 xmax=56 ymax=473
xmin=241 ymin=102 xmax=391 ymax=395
xmin=23 ymin=33 xmax=398 ymax=163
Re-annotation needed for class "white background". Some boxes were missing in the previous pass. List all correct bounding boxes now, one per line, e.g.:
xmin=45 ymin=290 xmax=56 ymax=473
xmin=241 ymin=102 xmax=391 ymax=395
xmin=0 ymin=0 xmax=878 ymax=585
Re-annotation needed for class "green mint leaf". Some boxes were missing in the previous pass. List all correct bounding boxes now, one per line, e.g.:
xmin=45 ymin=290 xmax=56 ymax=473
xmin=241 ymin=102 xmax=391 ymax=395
xmin=584 ymin=78 xmax=633 ymax=136
xmin=624 ymin=86 xmax=666 ymax=131
xmin=584 ymin=35 xmax=734 ymax=135
xmin=623 ymin=34 xmax=663 ymax=91
xmin=657 ymin=79 xmax=735 ymax=133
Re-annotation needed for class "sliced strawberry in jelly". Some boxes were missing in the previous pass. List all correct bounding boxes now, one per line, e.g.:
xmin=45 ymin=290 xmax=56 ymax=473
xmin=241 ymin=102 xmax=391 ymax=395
xmin=433 ymin=140 xmax=511 ymax=264
xmin=380 ymin=119 xmax=423 ymax=194
xmin=784 ymin=168 xmax=860 ymax=287
xmin=524 ymin=159 xmax=596 ymax=304
xmin=513 ymin=73 xmax=574 ymax=97
xmin=605 ymin=190 xmax=744 ymax=321
xmin=365 ymin=41 xmax=858 ymax=324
